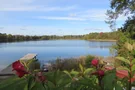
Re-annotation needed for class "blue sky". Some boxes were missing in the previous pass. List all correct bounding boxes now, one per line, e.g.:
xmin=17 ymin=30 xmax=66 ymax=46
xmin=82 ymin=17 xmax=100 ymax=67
xmin=0 ymin=0 xmax=126 ymax=35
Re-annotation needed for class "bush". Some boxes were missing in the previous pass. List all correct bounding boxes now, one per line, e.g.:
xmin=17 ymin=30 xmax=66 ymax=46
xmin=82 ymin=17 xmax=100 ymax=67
xmin=85 ymin=55 xmax=95 ymax=68
xmin=49 ymin=58 xmax=80 ymax=71
xmin=43 ymin=55 xmax=96 ymax=71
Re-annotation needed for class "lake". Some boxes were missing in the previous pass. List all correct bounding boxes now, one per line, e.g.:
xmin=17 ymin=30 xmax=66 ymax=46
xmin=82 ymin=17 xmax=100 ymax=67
xmin=0 ymin=40 xmax=116 ymax=70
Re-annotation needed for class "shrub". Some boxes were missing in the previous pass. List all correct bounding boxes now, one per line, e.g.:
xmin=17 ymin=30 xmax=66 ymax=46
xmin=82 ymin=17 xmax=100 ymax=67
xmin=85 ymin=55 xmax=95 ymax=68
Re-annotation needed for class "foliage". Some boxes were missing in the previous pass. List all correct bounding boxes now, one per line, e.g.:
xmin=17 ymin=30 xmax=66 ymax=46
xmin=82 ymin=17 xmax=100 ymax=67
xmin=0 ymin=58 xmax=113 ymax=90
xmin=106 ymin=0 xmax=135 ymax=30
xmin=85 ymin=55 xmax=95 ymax=68
xmin=45 ymin=55 xmax=97 ymax=71
xmin=0 ymin=33 xmax=84 ymax=42
xmin=3 ymin=55 xmax=135 ymax=90
xmin=114 ymin=42 xmax=135 ymax=90
xmin=48 ymin=58 xmax=84 ymax=71
xmin=120 ymin=16 xmax=135 ymax=39
xmin=84 ymin=31 xmax=120 ymax=40
xmin=0 ymin=32 xmax=120 ymax=43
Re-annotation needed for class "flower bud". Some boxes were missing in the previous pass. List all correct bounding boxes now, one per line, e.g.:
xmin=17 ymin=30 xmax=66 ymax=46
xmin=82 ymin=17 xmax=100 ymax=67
xmin=36 ymin=72 xmax=47 ymax=82
xmin=98 ymin=70 xmax=104 ymax=77
xmin=91 ymin=59 xmax=98 ymax=67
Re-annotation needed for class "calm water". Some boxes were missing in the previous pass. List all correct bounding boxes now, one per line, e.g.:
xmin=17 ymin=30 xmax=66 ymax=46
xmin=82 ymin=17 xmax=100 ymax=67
xmin=0 ymin=40 xmax=115 ymax=70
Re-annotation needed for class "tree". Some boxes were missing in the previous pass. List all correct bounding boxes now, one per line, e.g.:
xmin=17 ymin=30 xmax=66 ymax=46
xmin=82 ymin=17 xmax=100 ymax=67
xmin=106 ymin=0 xmax=135 ymax=30
xmin=122 ymin=16 xmax=135 ymax=38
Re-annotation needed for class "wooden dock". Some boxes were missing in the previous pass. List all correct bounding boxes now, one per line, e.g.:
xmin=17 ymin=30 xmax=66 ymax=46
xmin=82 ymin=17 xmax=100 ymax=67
xmin=20 ymin=53 xmax=37 ymax=61
xmin=0 ymin=53 xmax=37 ymax=79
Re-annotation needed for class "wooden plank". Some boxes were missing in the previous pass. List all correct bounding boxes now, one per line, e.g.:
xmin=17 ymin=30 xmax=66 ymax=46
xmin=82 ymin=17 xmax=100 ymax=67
xmin=0 ymin=65 xmax=14 ymax=78
xmin=0 ymin=65 xmax=13 ymax=74
xmin=20 ymin=53 xmax=37 ymax=60
xmin=0 ymin=53 xmax=37 ymax=77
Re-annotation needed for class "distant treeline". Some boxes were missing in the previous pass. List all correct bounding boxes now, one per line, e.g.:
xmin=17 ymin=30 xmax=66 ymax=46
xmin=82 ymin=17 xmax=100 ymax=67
xmin=0 ymin=33 xmax=84 ymax=42
xmin=84 ymin=31 xmax=120 ymax=40
xmin=0 ymin=31 xmax=120 ymax=42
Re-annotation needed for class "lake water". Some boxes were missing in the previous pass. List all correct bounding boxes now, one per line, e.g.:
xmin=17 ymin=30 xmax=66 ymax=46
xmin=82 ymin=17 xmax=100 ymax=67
xmin=0 ymin=40 xmax=116 ymax=70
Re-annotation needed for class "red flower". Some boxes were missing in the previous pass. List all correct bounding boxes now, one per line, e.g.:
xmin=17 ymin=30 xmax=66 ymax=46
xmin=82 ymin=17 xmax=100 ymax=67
xmin=12 ymin=60 xmax=28 ymax=78
xmin=100 ymin=32 xmax=103 ymax=35
xmin=38 ymin=76 xmax=46 ymax=82
xmin=36 ymin=72 xmax=47 ymax=82
xmin=12 ymin=60 xmax=25 ymax=71
xmin=91 ymin=59 xmax=98 ymax=67
xmin=16 ymin=70 xmax=28 ymax=78
xmin=98 ymin=70 xmax=104 ymax=77
xmin=116 ymin=70 xmax=128 ymax=79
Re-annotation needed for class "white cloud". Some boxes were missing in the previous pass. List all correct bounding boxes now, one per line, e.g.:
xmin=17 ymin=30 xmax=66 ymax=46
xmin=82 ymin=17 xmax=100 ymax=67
xmin=0 ymin=0 xmax=76 ymax=12
xmin=0 ymin=6 xmax=76 ymax=12
xmin=0 ymin=25 xmax=92 ymax=35
xmin=84 ymin=28 xmax=103 ymax=31
xmin=36 ymin=9 xmax=125 ymax=22
xmin=69 ymin=13 xmax=77 ymax=17
xmin=37 ymin=16 xmax=86 ymax=21
xmin=0 ymin=0 xmax=34 ymax=8
xmin=67 ymin=9 xmax=127 ymax=21
xmin=84 ymin=27 xmax=111 ymax=32
xmin=69 ymin=22 xmax=89 ymax=24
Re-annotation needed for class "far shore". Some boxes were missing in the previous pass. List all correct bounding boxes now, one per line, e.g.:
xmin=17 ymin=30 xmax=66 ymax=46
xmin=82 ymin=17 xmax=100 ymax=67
xmin=88 ymin=39 xmax=117 ymax=42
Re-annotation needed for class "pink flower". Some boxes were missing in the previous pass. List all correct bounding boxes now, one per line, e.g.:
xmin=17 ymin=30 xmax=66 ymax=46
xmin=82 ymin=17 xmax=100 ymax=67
xmin=91 ymin=59 xmax=98 ymax=67
xmin=98 ymin=70 xmax=104 ymax=77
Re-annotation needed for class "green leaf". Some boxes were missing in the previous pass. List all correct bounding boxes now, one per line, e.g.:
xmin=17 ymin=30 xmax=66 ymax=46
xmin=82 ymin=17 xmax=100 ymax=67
xmin=63 ymin=70 xmax=72 ymax=79
xmin=79 ymin=64 xmax=84 ymax=72
xmin=0 ymin=77 xmax=26 ymax=90
xmin=28 ymin=76 xmax=35 ymax=90
xmin=76 ymin=76 xmax=99 ymax=90
xmin=45 ymin=71 xmax=71 ymax=89
xmin=131 ymin=59 xmax=135 ymax=64
xmin=24 ymin=83 xmax=28 ymax=90
xmin=20 ymin=76 xmax=36 ymax=90
xmin=31 ymin=82 xmax=45 ymax=90
xmin=70 ymin=70 xmax=79 ymax=76
xmin=115 ymin=83 xmax=123 ymax=90
xmin=103 ymin=72 xmax=116 ymax=90
xmin=132 ymin=64 xmax=135 ymax=72
xmin=124 ymin=42 xmax=133 ymax=51
xmin=116 ymin=57 xmax=130 ymax=65
xmin=116 ymin=66 xmax=130 ymax=72
xmin=84 ymin=68 xmax=94 ymax=74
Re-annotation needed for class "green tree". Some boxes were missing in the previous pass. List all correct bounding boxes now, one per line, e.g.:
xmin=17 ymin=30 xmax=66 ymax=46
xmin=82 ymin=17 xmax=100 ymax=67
xmin=106 ymin=0 xmax=135 ymax=30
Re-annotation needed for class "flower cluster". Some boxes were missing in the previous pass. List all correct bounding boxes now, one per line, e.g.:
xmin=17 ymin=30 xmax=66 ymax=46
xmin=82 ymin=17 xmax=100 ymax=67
xmin=12 ymin=60 xmax=47 ymax=83
xmin=91 ymin=59 xmax=105 ymax=77
xmin=12 ymin=60 xmax=28 ymax=78
xmin=36 ymin=72 xmax=47 ymax=82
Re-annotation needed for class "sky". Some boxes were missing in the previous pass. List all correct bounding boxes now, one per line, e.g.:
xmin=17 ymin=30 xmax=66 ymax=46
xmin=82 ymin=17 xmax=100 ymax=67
xmin=0 ymin=0 xmax=127 ymax=35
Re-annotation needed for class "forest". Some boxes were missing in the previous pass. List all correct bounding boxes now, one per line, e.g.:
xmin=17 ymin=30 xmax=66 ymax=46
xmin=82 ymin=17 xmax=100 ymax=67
xmin=0 ymin=31 xmax=121 ymax=42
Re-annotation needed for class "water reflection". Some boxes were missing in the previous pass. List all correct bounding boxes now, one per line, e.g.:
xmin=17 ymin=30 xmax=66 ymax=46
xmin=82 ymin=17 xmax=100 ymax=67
xmin=0 ymin=40 xmax=115 ymax=70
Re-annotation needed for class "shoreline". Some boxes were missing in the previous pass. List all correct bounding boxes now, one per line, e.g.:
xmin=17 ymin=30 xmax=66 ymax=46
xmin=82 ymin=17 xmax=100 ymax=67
xmin=0 ymin=39 xmax=117 ymax=43
xmin=88 ymin=39 xmax=117 ymax=42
